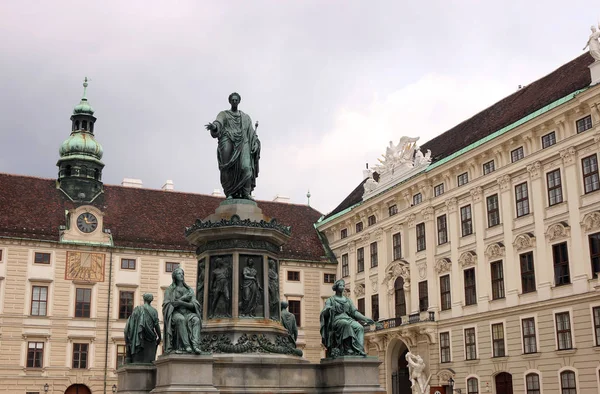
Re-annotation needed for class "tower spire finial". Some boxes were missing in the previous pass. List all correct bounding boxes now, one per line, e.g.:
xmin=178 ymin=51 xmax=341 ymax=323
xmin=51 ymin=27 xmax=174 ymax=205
xmin=82 ymin=77 xmax=89 ymax=100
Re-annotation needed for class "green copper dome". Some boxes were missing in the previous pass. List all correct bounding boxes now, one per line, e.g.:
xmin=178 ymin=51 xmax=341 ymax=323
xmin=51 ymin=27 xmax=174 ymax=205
xmin=73 ymin=77 xmax=95 ymax=115
xmin=59 ymin=131 xmax=103 ymax=159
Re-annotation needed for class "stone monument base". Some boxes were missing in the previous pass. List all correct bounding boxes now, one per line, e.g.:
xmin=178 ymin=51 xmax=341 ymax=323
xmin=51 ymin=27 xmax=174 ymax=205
xmin=118 ymin=354 xmax=385 ymax=394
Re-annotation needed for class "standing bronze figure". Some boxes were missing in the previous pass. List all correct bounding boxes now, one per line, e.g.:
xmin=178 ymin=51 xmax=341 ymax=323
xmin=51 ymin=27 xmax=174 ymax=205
xmin=280 ymin=300 xmax=298 ymax=347
xmin=124 ymin=293 xmax=161 ymax=364
xmin=205 ymin=92 xmax=261 ymax=200
xmin=163 ymin=267 xmax=203 ymax=354
xmin=320 ymin=279 xmax=374 ymax=358
xmin=239 ymin=258 xmax=262 ymax=317
xmin=268 ymin=259 xmax=280 ymax=320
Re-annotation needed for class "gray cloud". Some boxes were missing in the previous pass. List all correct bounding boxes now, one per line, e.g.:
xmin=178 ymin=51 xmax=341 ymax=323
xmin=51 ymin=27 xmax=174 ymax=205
xmin=0 ymin=0 xmax=596 ymax=213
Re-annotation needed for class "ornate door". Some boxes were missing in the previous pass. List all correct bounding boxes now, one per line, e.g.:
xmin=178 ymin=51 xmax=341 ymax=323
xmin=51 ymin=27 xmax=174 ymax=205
xmin=64 ymin=384 xmax=91 ymax=394
xmin=495 ymin=372 xmax=513 ymax=394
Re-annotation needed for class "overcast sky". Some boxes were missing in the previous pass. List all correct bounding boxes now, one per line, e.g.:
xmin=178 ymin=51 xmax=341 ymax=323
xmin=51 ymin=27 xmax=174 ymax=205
xmin=0 ymin=1 xmax=597 ymax=214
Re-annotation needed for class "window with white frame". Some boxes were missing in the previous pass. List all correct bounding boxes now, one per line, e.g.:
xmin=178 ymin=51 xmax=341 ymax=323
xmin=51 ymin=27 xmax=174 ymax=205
xmin=392 ymin=232 xmax=402 ymax=260
xmin=460 ymin=205 xmax=473 ymax=236
xmin=464 ymin=268 xmax=477 ymax=306
xmin=491 ymin=323 xmax=505 ymax=357
xmin=560 ymin=370 xmax=577 ymax=394
xmin=464 ymin=327 xmax=477 ymax=360
xmin=555 ymin=312 xmax=573 ymax=350
xmin=467 ymin=378 xmax=479 ymax=394
xmin=547 ymin=169 xmax=563 ymax=206
xmin=490 ymin=261 xmax=505 ymax=300
xmin=483 ymin=160 xmax=495 ymax=175
xmin=437 ymin=215 xmax=448 ymax=245
xmin=511 ymin=146 xmax=524 ymax=162
xmin=525 ymin=373 xmax=541 ymax=394
xmin=416 ymin=223 xmax=426 ymax=252
xmin=576 ymin=114 xmax=592 ymax=133
xmin=515 ymin=182 xmax=530 ymax=217
xmin=582 ymin=154 xmax=600 ymax=193
xmin=440 ymin=332 xmax=451 ymax=363
xmin=486 ymin=194 xmax=500 ymax=227
xmin=522 ymin=317 xmax=537 ymax=353
xmin=413 ymin=193 xmax=422 ymax=205
xmin=434 ymin=183 xmax=444 ymax=197
xmin=367 ymin=215 xmax=376 ymax=226
xmin=457 ymin=172 xmax=469 ymax=186
xmin=541 ymin=131 xmax=556 ymax=148
xmin=592 ymin=306 xmax=600 ymax=346
xmin=388 ymin=205 xmax=398 ymax=217
xmin=341 ymin=254 xmax=349 ymax=277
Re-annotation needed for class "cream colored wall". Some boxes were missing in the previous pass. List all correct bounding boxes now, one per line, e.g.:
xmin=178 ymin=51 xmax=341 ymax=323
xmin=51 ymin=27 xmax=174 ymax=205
xmin=321 ymin=83 xmax=600 ymax=393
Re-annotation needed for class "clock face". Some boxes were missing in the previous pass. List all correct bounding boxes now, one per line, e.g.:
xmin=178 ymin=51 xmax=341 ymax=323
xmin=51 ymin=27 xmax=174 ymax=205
xmin=76 ymin=212 xmax=98 ymax=233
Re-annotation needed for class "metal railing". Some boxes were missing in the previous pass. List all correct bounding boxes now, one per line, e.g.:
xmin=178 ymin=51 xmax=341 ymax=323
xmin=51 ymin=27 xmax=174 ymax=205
xmin=367 ymin=311 xmax=435 ymax=332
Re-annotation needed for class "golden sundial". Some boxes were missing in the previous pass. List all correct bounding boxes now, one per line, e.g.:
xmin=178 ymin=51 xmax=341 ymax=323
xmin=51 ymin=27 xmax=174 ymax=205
xmin=65 ymin=251 xmax=105 ymax=282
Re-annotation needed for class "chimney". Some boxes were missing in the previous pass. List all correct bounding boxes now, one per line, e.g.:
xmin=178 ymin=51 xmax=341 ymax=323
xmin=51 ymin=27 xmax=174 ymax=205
xmin=162 ymin=180 xmax=174 ymax=191
xmin=273 ymin=194 xmax=290 ymax=203
xmin=121 ymin=178 xmax=143 ymax=188
xmin=211 ymin=189 xmax=224 ymax=197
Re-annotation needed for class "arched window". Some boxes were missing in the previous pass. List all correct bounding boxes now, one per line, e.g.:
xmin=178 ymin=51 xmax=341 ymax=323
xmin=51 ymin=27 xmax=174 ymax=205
xmin=75 ymin=120 xmax=80 ymax=130
xmin=82 ymin=120 xmax=87 ymax=130
xmin=394 ymin=277 xmax=406 ymax=317
xmin=526 ymin=373 xmax=540 ymax=394
xmin=65 ymin=165 xmax=72 ymax=177
xmin=467 ymin=377 xmax=479 ymax=394
xmin=80 ymin=166 xmax=87 ymax=178
xmin=560 ymin=371 xmax=576 ymax=394
xmin=94 ymin=169 xmax=100 ymax=180
xmin=89 ymin=122 xmax=94 ymax=133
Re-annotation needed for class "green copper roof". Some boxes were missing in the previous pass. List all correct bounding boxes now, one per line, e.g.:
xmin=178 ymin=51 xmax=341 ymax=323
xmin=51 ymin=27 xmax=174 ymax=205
xmin=73 ymin=77 xmax=94 ymax=115
xmin=59 ymin=132 xmax=104 ymax=160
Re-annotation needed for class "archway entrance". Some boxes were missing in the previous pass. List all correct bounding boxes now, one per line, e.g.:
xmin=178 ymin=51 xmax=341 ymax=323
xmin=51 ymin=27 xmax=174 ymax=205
xmin=387 ymin=338 xmax=411 ymax=394
xmin=495 ymin=372 xmax=513 ymax=394
xmin=64 ymin=384 xmax=91 ymax=394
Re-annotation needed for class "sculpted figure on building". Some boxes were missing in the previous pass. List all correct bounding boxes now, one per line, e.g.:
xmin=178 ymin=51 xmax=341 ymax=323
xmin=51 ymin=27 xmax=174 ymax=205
xmin=205 ymin=92 xmax=261 ymax=200
xmin=209 ymin=257 xmax=232 ymax=318
xmin=406 ymin=351 xmax=431 ymax=394
xmin=584 ymin=24 xmax=600 ymax=61
xmin=280 ymin=300 xmax=298 ymax=347
xmin=124 ymin=293 xmax=161 ymax=364
xmin=268 ymin=259 xmax=280 ymax=320
xmin=320 ymin=279 xmax=375 ymax=357
xmin=239 ymin=258 xmax=262 ymax=317
xmin=163 ymin=267 xmax=203 ymax=354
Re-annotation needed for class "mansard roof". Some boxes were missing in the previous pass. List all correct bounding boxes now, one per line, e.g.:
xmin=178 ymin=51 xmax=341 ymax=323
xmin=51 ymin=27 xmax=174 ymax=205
xmin=324 ymin=53 xmax=594 ymax=220
xmin=0 ymin=173 xmax=327 ymax=262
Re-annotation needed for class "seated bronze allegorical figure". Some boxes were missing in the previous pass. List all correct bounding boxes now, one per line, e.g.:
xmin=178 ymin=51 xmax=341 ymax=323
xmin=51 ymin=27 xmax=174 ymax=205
xmin=320 ymin=279 xmax=374 ymax=358
xmin=162 ymin=267 xmax=203 ymax=354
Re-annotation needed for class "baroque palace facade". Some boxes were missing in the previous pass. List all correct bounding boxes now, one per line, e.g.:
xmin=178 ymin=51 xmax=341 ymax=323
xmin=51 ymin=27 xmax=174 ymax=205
xmin=317 ymin=52 xmax=600 ymax=394
xmin=0 ymin=82 xmax=335 ymax=394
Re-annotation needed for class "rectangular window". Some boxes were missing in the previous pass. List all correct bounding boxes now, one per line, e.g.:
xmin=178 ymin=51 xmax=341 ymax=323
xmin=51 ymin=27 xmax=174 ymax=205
xmin=553 ymin=242 xmax=570 ymax=285
xmin=593 ymin=306 xmax=600 ymax=346
xmin=457 ymin=172 xmax=469 ymax=186
xmin=542 ymin=131 xmax=556 ymax=148
xmin=72 ymin=343 xmax=89 ymax=369
xmin=418 ymin=280 xmax=428 ymax=312
xmin=492 ymin=323 xmax=505 ymax=357
xmin=460 ymin=205 xmax=473 ymax=236
xmin=116 ymin=344 xmax=126 ymax=369
xmin=464 ymin=268 xmax=477 ymax=306
xmin=341 ymin=254 xmax=349 ymax=277
xmin=27 ymin=342 xmax=44 ymax=368
xmin=416 ymin=223 xmax=426 ymax=252
xmin=440 ymin=274 xmax=451 ymax=311
xmin=576 ymin=114 xmax=592 ymax=133
xmin=371 ymin=294 xmax=379 ymax=322
xmin=582 ymin=154 xmax=600 ymax=193
xmin=287 ymin=271 xmax=300 ymax=281
xmin=526 ymin=374 xmax=540 ymax=394
xmin=590 ymin=233 xmax=600 ymax=278
xmin=75 ymin=288 xmax=92 ymax=318
xmin=483 ymin=160 xmax=495 ymax=175
xmin=393 ymin=233 xmax=402 ymax=260
xmin=555 ymin=312 xmax=573 ymax=350
xmin=486 ymin=194 xmax=500 ymax=227
xmin=118 ymin=291 xmax=134 ymax=319
xmin=357 ymin=247 xmax=364 ymax=273
xmin=368 ymin=215 xmax=376 ymax=226
xmin=511 ymin=146 xmax=524 ymax=162
xmin=324 ymin=273 xmax=336 ymax=284
xmin=34 ymin=252 xmax=50 ymax=264
xmin=355 ymin=222 xmax=364 ymax=233
xmin=434 ymin=183 xmax=444 ymax=197
xmin=440 ymin=332 xmax=451 ymax=363
xmin=357 ymin=298 xmax=365 ymax=315
xmin=520 ymin=252 xmax=536 ymax=293
xmin=165 ymin=262 xmax=179 ymax=273
xmin=560 ymin=371 xmax=577 ymax=394
xmin=0 ymin=249 xmax=2 ymax=261
xmin=288 ymin=300 xmax=301 ymax=327
xmin=413 ymin=193 xmax=422 ymax=205
xmin=388 ymin=204 xmax=398 ymax=216
xmin=121 ymin=258 xmax=136 ymax=270
xmin=340 ymin=228 xmax=348 ymax=239
xmin=522 ymin=317 xmax=537 ymax=354
xmin=547 ymin=170 xmax=563 ymax=206
xmin=515 ymin=182 xmax=530 ymax=217
xmin=370 ymin=242 xmax=378 ymax=268
xmin=464 ymin=328 xmax=477 ymax=360
xmin=437 ymin=215 xmax=448 ymax=245
xmin=490 ymin=261 xmax=505 ymax=300
xmin=31 ymin=286 xmax=48 ymax=316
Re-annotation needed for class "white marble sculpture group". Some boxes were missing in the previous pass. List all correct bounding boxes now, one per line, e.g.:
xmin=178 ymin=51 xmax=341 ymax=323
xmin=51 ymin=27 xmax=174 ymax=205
xmin=584 ymin=23 xmax=600 ymax=61
xmin=405 ymin=351 xmax=431 ymax=394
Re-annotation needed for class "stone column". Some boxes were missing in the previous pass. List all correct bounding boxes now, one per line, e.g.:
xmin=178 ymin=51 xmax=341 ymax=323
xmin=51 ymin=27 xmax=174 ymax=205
xmin=421 ymin=207 xmax=437 ymax=313
xmin=496 ymin=175 xmax=513 ymax=303
xmin=470 ymin=186 xmax=490 ymax=312
xmin=530 ymin=161 xmax=551 ymax=298
xmin=407 ymin=214 xmax=418 ymax=314
xmin=561 ymin=147 xmax=588 ymax=293
xmin=445 ymin=198 xmax=462 ymax=314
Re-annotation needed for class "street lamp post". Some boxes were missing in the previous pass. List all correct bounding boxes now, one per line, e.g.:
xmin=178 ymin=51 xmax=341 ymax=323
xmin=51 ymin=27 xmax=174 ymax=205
xmin=43 ymin=383 xmax=49 ymax=393
xmin=112 ymin=384 xmax=117 ymax=393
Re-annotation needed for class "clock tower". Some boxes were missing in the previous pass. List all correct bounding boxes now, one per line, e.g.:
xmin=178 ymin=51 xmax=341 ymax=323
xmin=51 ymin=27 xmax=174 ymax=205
xmin=56 ymin=78 xmax=105 ymax=203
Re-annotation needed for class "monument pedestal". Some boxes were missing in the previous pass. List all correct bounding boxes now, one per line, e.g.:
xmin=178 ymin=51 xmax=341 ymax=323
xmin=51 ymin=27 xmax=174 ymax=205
xmin=319 ymin=357 xmax=386 ymax=394
xmin=117 ymin=364 xmax=157 ymax=394
xmin=151 ymin=354 xmax=219 ymax=394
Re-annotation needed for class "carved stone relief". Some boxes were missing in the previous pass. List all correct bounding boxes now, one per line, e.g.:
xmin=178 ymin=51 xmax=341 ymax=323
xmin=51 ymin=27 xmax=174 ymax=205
xmin=526 ymin=161 xmax=541 ymax=179
xmin=560 ymin=147 xmax=577 ymax=165
xmin=370 ymin=276 xmax=378 ymax=293
xmin=416 ymin=261 xmax=427 ymax=279
xmin=353 ymin=283 xmax=365 ymax=297
xmin=545 ymin=222 xmax=570 ymax=241
xmin=470 ymin=186 xmax=483 ymax=202
xmin=445 ymin=197 xmax=458 ymax=213
xmin=484 ymin=242 xmax=505 ymax=259
xmin=383 ymin=260 xmax=411 ymax=295
xmin=582 ymin=211 xmax=600 ymax=232
xmin=458 ymin=251 xmax=477 ymax=268
xmin=497 ymin=175 xmax=511 ymax=191
xmin=208 ymin=254 xmax=233 ymax=319
xmin=434 ymin=258 xmax=452 ymax=274
xmin=513 ymin=233 xmax=536 ymax=251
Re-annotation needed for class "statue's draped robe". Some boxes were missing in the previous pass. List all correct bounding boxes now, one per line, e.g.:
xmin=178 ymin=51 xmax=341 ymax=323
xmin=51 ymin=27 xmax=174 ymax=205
xmin=124 ymin=303 xmax=160 ymax=363
xmin=162 ymin=283 xmax=202 ymax=353
xmin=320 ymin=295 xmax=366 ymax=356
xmin=268 ymin=268 xmax=279 ymax=319
xmin=281 ymin=310 xmax=298 ymax=346
xmin=211 ymin=110 xmax=260 ymax=198
xmin=240 ymin=266 xmax=260 ymax=316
